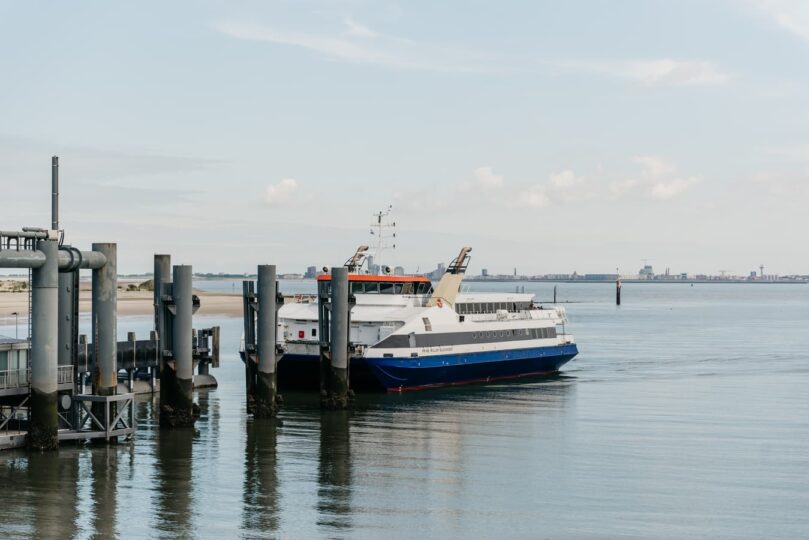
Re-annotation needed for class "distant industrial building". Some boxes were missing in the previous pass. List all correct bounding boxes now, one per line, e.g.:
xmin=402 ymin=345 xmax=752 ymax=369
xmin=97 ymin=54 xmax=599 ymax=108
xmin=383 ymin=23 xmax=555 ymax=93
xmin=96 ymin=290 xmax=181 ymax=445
xmin=425 ymin=263 xmax=446 ymax=280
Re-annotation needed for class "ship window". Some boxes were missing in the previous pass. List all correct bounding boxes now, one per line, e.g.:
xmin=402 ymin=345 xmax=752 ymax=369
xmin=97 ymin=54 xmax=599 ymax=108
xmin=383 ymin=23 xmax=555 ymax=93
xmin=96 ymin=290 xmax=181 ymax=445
xmin=365 ymin=282 xmax=380 ymax=293
xmin=422 ymin=317 xmax=432 ymax=331
xmin=351 ymin=282 xmax=364 ymax=294
xmin=418 ymin=283 xmax=432 ymax=294
xmin=473 ymin=303 xmax=480 ymax=313
xmin=401 ymin=282 xmax=414 ymax=294
xmin=393 ymin=283 xmax=403 ymax=294
xmin=311 ymin=328 xmax=317 ymax=337
xmin=550 ymin=328 xmax=557 ymax=338
xmin=380 ymin=282 xmax=394 ymax=294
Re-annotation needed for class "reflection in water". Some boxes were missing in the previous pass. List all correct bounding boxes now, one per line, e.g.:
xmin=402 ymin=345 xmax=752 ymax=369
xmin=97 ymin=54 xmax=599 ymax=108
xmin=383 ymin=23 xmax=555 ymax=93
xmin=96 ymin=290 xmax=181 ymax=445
xmin=242 ymin=419 xmax=280 ymax=535
xmin=317 ymin=410 xmax=352 ymax=533
xmin=153 ymin=428 xmax=195 ymax=538
xmin=89 ymin=446 xmax=119 ymax=538
xmin=28 ymin=451 xmax=80 ymax=540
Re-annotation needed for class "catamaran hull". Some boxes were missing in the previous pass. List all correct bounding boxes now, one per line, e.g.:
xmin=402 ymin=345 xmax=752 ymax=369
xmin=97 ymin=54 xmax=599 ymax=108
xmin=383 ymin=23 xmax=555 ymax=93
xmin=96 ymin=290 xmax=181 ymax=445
xmin=275 ymin=344 xmax=578 ymax=392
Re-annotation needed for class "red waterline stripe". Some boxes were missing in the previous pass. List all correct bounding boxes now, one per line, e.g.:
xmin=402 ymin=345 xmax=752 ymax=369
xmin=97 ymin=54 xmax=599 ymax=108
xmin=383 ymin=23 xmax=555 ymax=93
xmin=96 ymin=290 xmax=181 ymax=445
xmin=385 ymin=369 xmax=560 ymax=393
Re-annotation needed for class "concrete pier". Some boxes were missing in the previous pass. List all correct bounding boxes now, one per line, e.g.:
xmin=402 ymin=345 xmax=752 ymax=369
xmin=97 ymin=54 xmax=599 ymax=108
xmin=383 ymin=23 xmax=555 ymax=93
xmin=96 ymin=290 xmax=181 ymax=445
xmin=92 ymin=243 xmax=118 ymax=397
xmin=323 ymin=267 xmax=351 ymax=409
xmin=91 ymin=243 xmax=118 ymax=440
xmin=160 ymin=265 xmax=199 ymax=427
xmin=154 ymin=254 xmax=171 ymax=352
xmin=255 ymin=265 xmax=279 ymax=417
xmin=29 ymin=239 xmax=59 ymax=450
xmin=58 ymin=271 xmax=77 ymax=369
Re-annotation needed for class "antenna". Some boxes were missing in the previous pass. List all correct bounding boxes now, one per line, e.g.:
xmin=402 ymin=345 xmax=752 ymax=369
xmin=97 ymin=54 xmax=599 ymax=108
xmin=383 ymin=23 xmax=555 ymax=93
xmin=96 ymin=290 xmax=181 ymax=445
xmin=369 ymin=205 xmax=396 ymax=267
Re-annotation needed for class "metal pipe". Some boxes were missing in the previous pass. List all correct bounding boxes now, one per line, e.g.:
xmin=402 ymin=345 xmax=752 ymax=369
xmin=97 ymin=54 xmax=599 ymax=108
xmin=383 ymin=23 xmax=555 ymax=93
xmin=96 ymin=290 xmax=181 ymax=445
xmin=255 ymin=265 xmax=279 ymax=417
xmin=58 ymin=249 xmax=107 ymax=271
xmin=0 ymin=249 xmax=106 ymax=270
xmin=52 ymin=156 xmax=59 ymax=231
xmin=0 ymin=230 xmax=49 ymax=240
xmin=0 ymin=250 xmax=45 ymax=268
xmin=92 ymin=243 xmax=117 ymax=397
xmin=29 ymin=239 xmax=59 ymax=450
xmin=325 ymin=266 xmax=350 ymax=409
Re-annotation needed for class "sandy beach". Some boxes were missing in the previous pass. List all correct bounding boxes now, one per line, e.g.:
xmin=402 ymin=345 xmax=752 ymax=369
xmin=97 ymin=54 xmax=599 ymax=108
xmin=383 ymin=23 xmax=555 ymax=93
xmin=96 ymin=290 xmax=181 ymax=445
xmin=0 ymin=279 xmax=243 ymax=319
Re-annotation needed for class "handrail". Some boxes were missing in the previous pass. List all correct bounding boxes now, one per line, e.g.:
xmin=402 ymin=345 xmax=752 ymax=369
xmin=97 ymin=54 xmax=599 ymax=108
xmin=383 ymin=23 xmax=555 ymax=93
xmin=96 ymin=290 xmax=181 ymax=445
xmin=0 ymin=369 xmax=29 ymax=390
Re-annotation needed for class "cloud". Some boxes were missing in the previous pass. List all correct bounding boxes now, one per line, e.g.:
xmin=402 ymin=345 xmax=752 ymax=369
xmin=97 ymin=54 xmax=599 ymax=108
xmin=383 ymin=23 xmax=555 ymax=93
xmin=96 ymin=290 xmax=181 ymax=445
xmin=519 ymin=185 xmax=550 ymax=208
xmin=549 ymin=169 xmax=583 ymax=189
xmin=634 ymin=155 xmax=676 ymax=179
xmin=343 ymin=17 xmax=378 ymax=38
xmin=650 ymin=177 xmax=699 ymax=200
xmin=610 ymin=178 xmax=638 ymax=196
xmin=556 ymin=59 xmax=730 ymax=87
xmin=472 ymin=166 xmax=504 ymax=189
xmin=518 ymin=169 xmax=588 ymax=207
xmin=613 ymin=156 xmax=699 ymax=200
xmin=215 ymin=19 xmax=501 ymax=74
xmin=753 ymin=0 xmax=809 ymax=40
xmin=265 ymin=178 xmax=298 ymax=206
xmin=751 ymin=168 xmax=809 ymax=195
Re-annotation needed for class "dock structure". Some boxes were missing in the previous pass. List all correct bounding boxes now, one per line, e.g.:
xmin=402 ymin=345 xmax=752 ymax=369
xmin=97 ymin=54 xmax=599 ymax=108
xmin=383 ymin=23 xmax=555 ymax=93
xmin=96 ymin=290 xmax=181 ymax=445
xmin=0 ymin=156 xmax=220 ymax=449
xmin=242 ymin=265 xmax=284 ymax=417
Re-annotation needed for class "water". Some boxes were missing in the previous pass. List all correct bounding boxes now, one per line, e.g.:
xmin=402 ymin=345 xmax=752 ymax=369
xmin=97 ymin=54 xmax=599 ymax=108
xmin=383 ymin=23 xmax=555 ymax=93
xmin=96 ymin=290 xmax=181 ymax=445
xmin=1 ymin=282 xmax=808 ymax=539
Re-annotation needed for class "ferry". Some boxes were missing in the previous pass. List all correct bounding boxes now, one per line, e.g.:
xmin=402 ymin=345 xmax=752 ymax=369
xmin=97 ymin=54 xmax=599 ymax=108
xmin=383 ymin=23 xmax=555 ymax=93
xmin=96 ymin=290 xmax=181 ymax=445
xmin=276 ymin=246 xmax=578 ymax=392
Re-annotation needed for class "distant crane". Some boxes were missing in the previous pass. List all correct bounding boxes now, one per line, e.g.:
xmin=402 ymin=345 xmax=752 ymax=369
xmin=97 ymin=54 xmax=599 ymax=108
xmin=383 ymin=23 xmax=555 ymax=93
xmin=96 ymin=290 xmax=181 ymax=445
xmin=760 ymin=264 xmax=765 ymax=279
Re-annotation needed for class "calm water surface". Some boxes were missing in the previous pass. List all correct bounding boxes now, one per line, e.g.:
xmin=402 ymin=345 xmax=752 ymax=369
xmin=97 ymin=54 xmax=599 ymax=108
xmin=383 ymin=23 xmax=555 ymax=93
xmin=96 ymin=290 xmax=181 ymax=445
xmin=1 ymin=282 xmax=808 ymax=539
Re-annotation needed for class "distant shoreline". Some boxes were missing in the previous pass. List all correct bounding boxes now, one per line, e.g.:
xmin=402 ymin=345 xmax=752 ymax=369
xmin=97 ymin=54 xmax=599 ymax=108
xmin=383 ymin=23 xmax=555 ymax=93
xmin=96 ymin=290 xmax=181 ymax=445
xmin=463 ymin=278 xmax=808 ymax=284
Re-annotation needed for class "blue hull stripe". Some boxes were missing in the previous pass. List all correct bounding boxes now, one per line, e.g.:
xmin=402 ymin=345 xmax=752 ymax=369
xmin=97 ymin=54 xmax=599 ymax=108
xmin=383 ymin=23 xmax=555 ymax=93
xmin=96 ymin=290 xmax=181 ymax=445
xmin=365 ymin=344 xmax=578 ymax=390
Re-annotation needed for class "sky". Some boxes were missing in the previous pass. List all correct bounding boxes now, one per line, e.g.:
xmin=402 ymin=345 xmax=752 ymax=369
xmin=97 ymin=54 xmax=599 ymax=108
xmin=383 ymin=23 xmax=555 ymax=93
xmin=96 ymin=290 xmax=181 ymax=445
xmin=1 ymin=0 xmax=808 ymax=276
